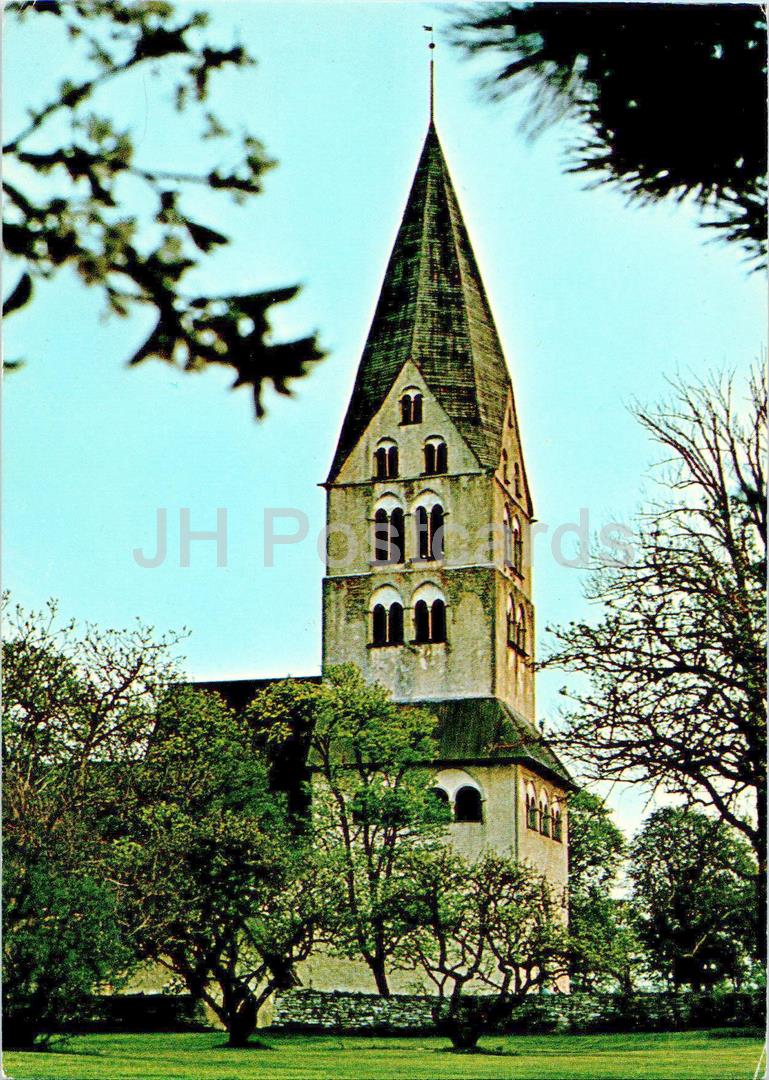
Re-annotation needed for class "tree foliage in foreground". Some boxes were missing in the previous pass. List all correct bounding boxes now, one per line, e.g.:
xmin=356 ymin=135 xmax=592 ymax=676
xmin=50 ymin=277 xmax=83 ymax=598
xmin=1 ymin=601 xmax=323 ymax=1049
xmin=543 ymin=369 xmax=767 ymax=953
xmin=115 ymin=686 xmax=323 ymax=1047
xmin=2 ymin=860 xmax=131 ymax=1050
xmin=247 ymin=666 xmax=450 ymax=998
xmin=451 ymin=3 xmax=767 ymax=265
xmin=566 ymin=791 xmax=640 ymax=993
xmin=630 ymin=808 xmax=758 ymax=991
xmin=1 ymin=599 xmax=182 ymax=1047
xmin=395 ymin=849 xmax=569 ymax=1051
xmin=3 ymin=0 xmax=323 ymax=412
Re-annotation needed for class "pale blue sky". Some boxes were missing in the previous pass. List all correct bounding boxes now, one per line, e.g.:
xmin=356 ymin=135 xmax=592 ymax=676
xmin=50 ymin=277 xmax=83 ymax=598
xmin=4 ymin=3 xmax=766 ymax=827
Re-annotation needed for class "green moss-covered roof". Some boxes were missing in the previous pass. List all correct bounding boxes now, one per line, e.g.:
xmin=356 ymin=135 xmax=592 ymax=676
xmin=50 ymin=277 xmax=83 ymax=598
xmin=403 ymin=696 xmax=574 ymax=788
xmin=328 ymin=122 xmax=514 ymax=482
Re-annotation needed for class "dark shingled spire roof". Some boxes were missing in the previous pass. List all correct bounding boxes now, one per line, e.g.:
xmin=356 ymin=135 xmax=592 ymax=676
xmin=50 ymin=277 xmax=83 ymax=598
xmin=328 ymin=122 xmax=513 ymax=482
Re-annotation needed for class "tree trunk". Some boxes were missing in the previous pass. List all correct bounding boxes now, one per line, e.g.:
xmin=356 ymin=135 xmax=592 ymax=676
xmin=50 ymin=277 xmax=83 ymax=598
xmin=445 ymin=1016 xmax=483 ymax=1051
xmin=371 ymin=961 xmax=390 ymax=997
xmin=226 ymin=996 xmax=258 ymax=1048
xmin=433 ymin=998 xmax=489 ymax=1052
xmin=755 ymin=787 xmax=767 ymax=964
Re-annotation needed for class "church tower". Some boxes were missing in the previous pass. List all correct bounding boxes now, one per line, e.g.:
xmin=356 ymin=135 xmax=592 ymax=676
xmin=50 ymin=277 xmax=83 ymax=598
xmin=322 ymin=122 xmax=571 ymax=879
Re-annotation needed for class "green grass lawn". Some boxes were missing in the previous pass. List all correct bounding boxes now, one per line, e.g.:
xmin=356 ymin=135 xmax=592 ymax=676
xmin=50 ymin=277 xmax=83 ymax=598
xmin=3 ymin=1031 xmax=765 ymax=1080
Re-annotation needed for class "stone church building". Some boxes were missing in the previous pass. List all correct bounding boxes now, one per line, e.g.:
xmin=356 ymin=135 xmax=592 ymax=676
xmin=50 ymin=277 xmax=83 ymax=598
xmin=320 ymin=120 xmax=572 ymax=879
xmin=204 ymin=121 xmax=572 ymax=993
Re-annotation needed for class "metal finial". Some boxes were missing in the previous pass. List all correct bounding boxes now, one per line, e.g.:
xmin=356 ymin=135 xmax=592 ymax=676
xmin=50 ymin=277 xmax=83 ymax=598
xmin=423 ymin=26 xmax=435 ymax=123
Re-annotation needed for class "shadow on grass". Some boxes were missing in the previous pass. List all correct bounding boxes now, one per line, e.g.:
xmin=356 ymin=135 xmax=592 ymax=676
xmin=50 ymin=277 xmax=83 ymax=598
xmin=217 ymin=1038 xmax=276 ymax=1051
xmin=9 ymin=1038 xmax=103 ymax=1058
xmin=437 ymin=1046 xmax=519 ymax=1057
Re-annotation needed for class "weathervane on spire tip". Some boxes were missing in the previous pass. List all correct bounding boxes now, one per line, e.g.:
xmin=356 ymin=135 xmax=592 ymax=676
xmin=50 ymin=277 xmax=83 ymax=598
xmin=423 ymin=25 xmax=435 ymax=123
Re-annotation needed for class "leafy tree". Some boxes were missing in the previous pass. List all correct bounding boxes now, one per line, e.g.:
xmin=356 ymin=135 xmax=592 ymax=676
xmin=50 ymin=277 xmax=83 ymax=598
xmin=542 ymin=370 xmax=767 ymax=955
xmin=3 ymin=1 xmax=323 ymax=412
xmin=2 ymin=860 xmax=130 ymax=1049
xmin=247 ymin=666 xmax=449 ymax=997
xmin=114 ymin=685 xmax=323 ymax=1047
xmin=1 ymin=598 xmax=183 ymax=1047
xmin=451 ymin=3 xmax=767 ymax=265
xmin=395 ymin=849 xmax=570 ymax=1051
xmin=566 ymin=791 xmax=640 ymax=993
xmin=629 ymin=808 xmax=758 ymax=990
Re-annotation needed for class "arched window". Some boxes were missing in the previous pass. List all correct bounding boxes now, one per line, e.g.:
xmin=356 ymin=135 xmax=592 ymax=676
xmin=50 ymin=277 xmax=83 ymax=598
xmin=389 ymin=508 xmax=405 ymax=563
xmin=454 ymin=786 xmax=483 ymax=823
xmin=516 ymin=605 xmax=527 ymax=654
xmin=425 ymin=442 xmax=436 ymax=475
xmin=514 ymin=462 xmax=522 ymax=498
xmin=504 ymin=509 xmax=513 ymax=568
xmin=371 ymin=600 xmax=404 ymax=646
xmin=374 ymin=447 xmax=388 ymax=480
xmin=424 ymin=437 xmax=448 ymax=476
xmin=430 ymin=504 xmax=444 ymax=560
xmin=526 ymin=786 xmax=538 ymax=830
xmin=501 ymin=449 xmax=509 ymax=485
xmin=507 ymin=596 xmax=516 ymax=647
xmin=400 ymin=391 xmax=423 ymax=425
xmin=539 ymin=793 xmax=551 ymax=837
xmin=373 ymin=508 xmax=390 ymax=563
xmin=372 ymin=603 xmax=387 ymax=646
xmin=415 ymin=506 xmax=429 ymax=561
xmin=430 ymin=786 xmax=450 ymax=808
xmin=374 ymin=442 xmax=398 ymax=480
xmin=413 ymin=594 xmax=446 ymax=644
xmin=388 ymin=445 xmax=399 ymax=478
xmin=552 ymin=802 xmax=563 ymax=842
xmin=431 ymin=598 xmax=447 ymax=643
xmin=414 ymin=599 xmax=430 ymax=644
xmin=512 ymin=517 xmax=523 ymax=575
xmin=373 ymin=506 xmax=405 ymax=564
xmin=388 ymin=601 xmax=404 ymax=644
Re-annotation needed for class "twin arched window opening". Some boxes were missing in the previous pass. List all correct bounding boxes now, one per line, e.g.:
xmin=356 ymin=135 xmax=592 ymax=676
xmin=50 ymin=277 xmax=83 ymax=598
xmin=507 ymin=599 xmax=527 ymax=654
xmin=373 ymin=507 xmax=405 ymax=564
xmin=371 ymin=601 xmax=404 ymax=646
xmin=415 ymin=504 xmax=444 ymax=561
xmin=504 ymin=512 xmax=523 ymax=575
xmin=552 ymin=803 xmax=563 ymax=842
xmin=424 ymin=438 xmax=447 ymax=476
xmin=374 ymin=444 xmax=399 ymax=480
xmin=400 ymin=392 xmax=423 ymax=425
xmin=414 ymin=597 xmax=446 ymax=644
xmin=432 ymin=784 xmax=483 ymax=823
xmin=501 ymin=450 xmax=523 ymax=500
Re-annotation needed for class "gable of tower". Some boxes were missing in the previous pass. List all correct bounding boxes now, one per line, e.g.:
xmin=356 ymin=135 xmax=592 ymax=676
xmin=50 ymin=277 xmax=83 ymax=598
xmin=333 ymin=359 xmax=482 ymax=487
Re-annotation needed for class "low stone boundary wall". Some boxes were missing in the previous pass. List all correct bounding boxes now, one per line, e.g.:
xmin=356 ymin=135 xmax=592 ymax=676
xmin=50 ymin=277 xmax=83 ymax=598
xmin=271 ymin=989 xmax=763 ymax=1035
xmin=272 ymin=990 xmax=435 ymax=1034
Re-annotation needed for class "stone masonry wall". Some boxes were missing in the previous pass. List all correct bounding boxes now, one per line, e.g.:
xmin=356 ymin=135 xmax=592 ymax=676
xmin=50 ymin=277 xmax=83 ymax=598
xmin=270 ymin=989 xmax=763 ymax=1035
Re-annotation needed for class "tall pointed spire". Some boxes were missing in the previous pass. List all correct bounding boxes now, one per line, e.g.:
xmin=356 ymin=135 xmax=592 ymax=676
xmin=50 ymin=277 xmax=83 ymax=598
xmin=328 ymin=124 xmax=514 ymax=482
